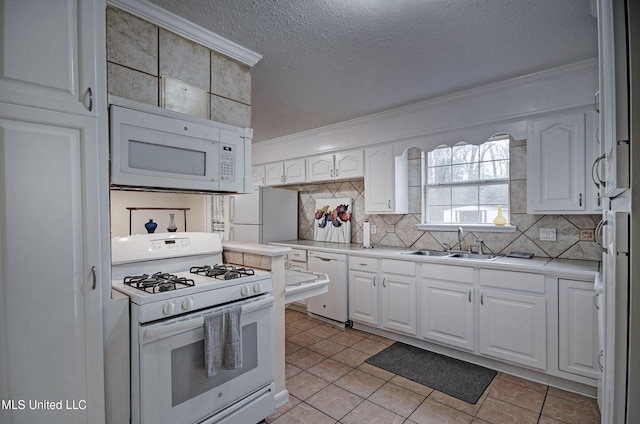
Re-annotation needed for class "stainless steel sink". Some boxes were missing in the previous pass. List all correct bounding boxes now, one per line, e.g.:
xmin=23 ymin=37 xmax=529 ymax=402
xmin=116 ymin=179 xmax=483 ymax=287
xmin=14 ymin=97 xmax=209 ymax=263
xmin=401 ymin=250 xmax=451 ymax=257
xmin=447 ymin=253 xmax=501 ymax=260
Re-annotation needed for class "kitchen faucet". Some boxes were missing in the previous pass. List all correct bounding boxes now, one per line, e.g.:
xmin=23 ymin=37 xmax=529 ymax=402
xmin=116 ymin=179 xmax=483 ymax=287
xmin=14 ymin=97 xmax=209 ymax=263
xmin=457 ymin=227 xmax=464 ymax=251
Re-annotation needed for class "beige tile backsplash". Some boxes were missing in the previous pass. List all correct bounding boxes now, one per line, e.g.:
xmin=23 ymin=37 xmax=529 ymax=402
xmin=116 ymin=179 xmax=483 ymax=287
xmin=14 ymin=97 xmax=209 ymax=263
xmin=106 ymin=6 xmax=252 ymax=128
xmin=291 ymin=142 xmax=602 ymax=261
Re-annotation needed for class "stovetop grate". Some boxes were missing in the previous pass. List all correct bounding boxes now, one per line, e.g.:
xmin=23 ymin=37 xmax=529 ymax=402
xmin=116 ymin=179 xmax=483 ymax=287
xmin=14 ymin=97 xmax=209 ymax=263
xmin=123 ymin=272 xmax=195 ymax=294
xmin=190 ymin=264 xmax=256 ymax=280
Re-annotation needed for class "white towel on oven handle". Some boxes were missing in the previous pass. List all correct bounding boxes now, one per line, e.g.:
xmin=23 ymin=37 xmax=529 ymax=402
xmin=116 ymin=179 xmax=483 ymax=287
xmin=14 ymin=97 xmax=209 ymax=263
xmin=204 ymin=306 xmax=242 ymax=377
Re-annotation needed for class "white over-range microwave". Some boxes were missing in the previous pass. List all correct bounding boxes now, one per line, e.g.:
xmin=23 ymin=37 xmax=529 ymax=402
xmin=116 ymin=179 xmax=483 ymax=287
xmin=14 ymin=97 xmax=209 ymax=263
xmin=109 ymin=96 xmax=252 ymax=193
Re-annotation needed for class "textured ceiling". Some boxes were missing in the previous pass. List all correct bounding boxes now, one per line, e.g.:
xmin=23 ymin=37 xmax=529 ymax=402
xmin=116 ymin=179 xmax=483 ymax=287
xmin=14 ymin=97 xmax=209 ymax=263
xmin=146 ymin=0 xmax=598 ymax=142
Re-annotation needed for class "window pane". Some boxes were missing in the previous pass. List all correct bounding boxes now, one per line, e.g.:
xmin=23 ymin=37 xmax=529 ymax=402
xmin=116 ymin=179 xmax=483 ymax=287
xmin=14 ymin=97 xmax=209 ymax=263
xmin=427 ymin=186 xmax=451 ymax=205
xmin=452 ymin=143 xmax=478 ymax=164
xmin=455 ymin=207 xmax=483 ymax=224
xmin=451 ymin=163 xmax=478 ymax=182
xmin=452 ymin=186 xmax=478 ymax=205
xmin=479 ymin=183 xmax=509 ymax=204
xmin=428 ymin=165 xmax=451 ymax=184
xmin=479 ymin=159 xmax=509 ymax=179
xmin=427 ymin=205 xmax=450 ymax=223
xmin=428 ymin=147 xmax=451 ymax=167
xmin=479 ymin=138 xmax=509 ymax=161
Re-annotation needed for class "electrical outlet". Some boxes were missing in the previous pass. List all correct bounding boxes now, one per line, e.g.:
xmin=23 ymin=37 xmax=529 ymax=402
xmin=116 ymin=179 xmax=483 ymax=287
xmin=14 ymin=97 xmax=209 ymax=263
xmin=539 ymin=228 xmax=556 ymax=241
xmin=579 ymin=229 xmax=595 ymax=241
xmin=370 ymin=225 xmax=377 ymax=234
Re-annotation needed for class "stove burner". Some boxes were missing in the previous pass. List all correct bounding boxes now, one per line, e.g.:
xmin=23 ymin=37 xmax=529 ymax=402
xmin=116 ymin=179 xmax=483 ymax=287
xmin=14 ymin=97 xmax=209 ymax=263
xmin=123 ymin=272 xmax=195 ymax=294
xmin=190 ymin=264 xmax=255 ymax=280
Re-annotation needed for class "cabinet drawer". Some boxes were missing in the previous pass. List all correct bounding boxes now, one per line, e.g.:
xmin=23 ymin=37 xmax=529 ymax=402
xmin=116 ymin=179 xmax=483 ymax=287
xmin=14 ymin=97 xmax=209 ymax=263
xmin=349 ymin=256 xmax=378 ymax=272
xmin=288 ymin=248 xmax=307 ymax=262
xmin=422 ymin=263 xmax=473 ymax=284
xmin=381 ymin=259 xmax=415 ymax=276
xmin=480 ymin=269 xmax=545 ymax=293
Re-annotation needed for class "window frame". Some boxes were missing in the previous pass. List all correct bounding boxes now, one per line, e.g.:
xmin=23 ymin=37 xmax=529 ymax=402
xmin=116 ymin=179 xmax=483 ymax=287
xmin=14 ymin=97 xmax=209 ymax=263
xmin=417 ymin=138 xmax=517 ymax=233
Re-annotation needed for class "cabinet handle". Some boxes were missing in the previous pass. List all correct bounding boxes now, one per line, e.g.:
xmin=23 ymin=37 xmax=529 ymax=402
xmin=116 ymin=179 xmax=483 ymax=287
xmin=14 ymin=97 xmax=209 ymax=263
xmin=335 ymin=168 xmax=339 ymax=177
xmin=330 ymin=169 xmax=334 ymax=178
xmin=373 ymin=276 xmax=376 ymax=287
xmin=598 ymin=350 xmax=604 ymax=372
xmin=591 ymin=153 xmax=606 ymax=189
xmin=388 ymin=200 xmax=391 ymax=209
xmin=594 ymin=293 xmax=600 ymax=310
xmin=87 ymin=87 xmax=93 ymax=112
xmin=382 ymin=278 xmax=386 ymax=288
xmin=480 ymin=292 xmax=484 ymax=305
xmin=90 ymin=266 xmax=97 ymax=290
xmin=579 ymin=193 xmax=583 ymax=207
xmin=468 ymin=291 xmax=471 ymax=303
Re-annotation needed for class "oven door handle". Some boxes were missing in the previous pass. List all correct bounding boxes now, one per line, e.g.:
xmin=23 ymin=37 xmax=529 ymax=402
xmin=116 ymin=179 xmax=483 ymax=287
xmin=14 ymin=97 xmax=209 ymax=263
xmin=141 ymin=295 xmax=274 ymax=343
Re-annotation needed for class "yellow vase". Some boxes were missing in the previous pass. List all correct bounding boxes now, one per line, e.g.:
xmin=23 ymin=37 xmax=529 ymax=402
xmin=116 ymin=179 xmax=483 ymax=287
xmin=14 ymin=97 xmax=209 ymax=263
xmin=493 ymin=205 xmax=507 ymax=226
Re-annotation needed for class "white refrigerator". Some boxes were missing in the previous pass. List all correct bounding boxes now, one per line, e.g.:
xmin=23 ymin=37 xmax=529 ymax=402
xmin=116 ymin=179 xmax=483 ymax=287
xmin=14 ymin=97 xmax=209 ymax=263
xmin=226 ymin=186 xmax=298 ymax=244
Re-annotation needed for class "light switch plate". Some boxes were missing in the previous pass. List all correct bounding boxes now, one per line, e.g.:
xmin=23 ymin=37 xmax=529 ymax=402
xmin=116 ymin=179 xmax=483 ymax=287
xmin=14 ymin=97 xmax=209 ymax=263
xmin=539 ymin=228 xmax=556 ymax=241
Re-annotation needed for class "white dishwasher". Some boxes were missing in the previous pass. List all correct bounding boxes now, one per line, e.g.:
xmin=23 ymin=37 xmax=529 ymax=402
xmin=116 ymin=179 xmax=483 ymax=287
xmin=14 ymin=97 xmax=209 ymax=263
xmin=307 ymin=250 xmax=349 ymax=326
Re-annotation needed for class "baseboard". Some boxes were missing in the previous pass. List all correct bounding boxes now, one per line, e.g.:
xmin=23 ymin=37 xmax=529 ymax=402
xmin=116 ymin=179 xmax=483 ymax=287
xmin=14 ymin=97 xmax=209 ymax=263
xmin=274 ymin=389 xmax=289 ymax=409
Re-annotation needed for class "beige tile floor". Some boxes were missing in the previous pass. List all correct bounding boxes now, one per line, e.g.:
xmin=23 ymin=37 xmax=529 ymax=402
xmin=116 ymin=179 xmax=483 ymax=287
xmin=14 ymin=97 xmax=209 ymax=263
xmin=265 ymin=308 xmax=601 ymax=424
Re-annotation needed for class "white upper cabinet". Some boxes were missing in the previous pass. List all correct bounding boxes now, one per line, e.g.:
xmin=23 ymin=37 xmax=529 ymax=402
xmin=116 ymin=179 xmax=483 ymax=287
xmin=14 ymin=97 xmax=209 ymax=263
xmin=1 ymin=0 xmax=100 ymax=116
xmin=252 ymin=165 xmax=265 ymax=186
xmin=597 ymin=0 xmax=630 ymax=198
xmin=364 ymin=145 xmax=408 ymax=214
xmin=527 ymin=110 xmax=600 ymax=214
xmin=264 ymin=158 xmax=306 ymax=185
xmin=307 ymin=150 xmax=364 ymax=182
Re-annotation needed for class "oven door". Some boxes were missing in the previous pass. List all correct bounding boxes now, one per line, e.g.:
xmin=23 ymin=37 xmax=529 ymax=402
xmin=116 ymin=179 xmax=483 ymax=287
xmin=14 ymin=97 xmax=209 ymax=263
xmin=136 ymin=294 xmax=274 ymax=424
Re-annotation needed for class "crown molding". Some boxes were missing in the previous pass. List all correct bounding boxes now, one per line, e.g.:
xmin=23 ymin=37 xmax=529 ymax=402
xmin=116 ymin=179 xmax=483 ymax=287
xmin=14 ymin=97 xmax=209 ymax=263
xmin=107 ymin=0 xmax=262 ymax=67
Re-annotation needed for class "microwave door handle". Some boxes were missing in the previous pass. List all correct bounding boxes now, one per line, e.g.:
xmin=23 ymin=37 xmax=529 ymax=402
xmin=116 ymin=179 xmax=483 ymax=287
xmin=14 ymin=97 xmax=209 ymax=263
xmin=229 ymin=196 xmax=235 ymax=224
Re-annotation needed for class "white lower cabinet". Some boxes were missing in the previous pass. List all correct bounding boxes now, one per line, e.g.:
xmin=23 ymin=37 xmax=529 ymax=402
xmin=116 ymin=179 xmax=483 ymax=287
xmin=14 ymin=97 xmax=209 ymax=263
xmin=348 ymin=257 xmax=379 ymax=325
xmin=558 ymin=279 xmax=599 ymax=379
xmin=421 ymin=264 xmax=475 ymax=351
xmin=478 ymin=269 xmax=547 ymax=370
xmin=381 ymin=260 xmax=416 ymax=335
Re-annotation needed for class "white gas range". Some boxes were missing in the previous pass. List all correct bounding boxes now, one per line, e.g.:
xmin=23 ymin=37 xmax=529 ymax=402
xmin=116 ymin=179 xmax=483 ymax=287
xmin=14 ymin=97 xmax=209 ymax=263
xmin=111 ymin=232 xmax=275 ymax=424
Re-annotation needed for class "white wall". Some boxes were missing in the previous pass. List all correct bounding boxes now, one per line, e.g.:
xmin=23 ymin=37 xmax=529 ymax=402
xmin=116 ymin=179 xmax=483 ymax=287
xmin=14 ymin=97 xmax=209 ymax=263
xmin=110 ymin=191 xmax=210 ymax=237
xmin=253 ymin=59 xmax=598 ymax=163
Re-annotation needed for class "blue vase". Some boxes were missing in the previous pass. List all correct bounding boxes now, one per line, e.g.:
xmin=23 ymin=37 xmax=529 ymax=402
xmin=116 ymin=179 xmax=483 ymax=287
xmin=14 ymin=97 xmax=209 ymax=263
xmin=145 ymin=219 xmax=157 ymax=233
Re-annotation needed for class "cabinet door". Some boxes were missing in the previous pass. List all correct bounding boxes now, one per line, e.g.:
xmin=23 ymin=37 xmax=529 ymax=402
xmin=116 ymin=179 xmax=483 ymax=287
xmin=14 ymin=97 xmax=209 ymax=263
xmin=558 ymin=279 xmax=599 ymax=379
xmin=348 ymin=270 xmax=378 ymax=325
xmin=252 ymin=165 xmax=265 ymax=186
xmin=479 ymin=289 xmax=547 ymax=370
xmin=0 ymin=105 xmax=106 ymax=423
xmin=421 ymin=280 xmax=474 ymax=351
xmin=264 ymin=162 xmax=284 ymax=185
xmin=0 ymin=0 xmax=100 ymax=116
xmin=307 ymin=154 xmax=334 ymax=182
xmin=365 ymin=145 xmax=394 ymax=213
xmin=335 ymin=150 xmax=363 ymax=179
xmin=283 ymin=158 xmax=306 ymax=184
xmin=381 ymin=273 xmax=417 ymax=335
xmin=527 ymin=112 xmax=587 ymax=213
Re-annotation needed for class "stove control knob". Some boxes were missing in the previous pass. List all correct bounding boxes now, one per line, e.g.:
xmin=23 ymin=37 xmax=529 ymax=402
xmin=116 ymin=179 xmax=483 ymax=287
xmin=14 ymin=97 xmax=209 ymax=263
xmin=182 ymin=298 xmax=194 ymax=311
xmin=253 ymin=283 xmax=262 ymax=294
xmin=163 ymin=302 xmax=176 ymax=316
xmin=241 ymin=285 xmax=250 ymax=297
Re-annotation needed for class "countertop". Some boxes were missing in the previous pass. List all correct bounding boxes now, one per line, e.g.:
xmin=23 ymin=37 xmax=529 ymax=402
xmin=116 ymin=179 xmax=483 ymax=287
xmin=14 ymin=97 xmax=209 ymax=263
xmin=270 ymin=240 xmax=600 ymax=281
